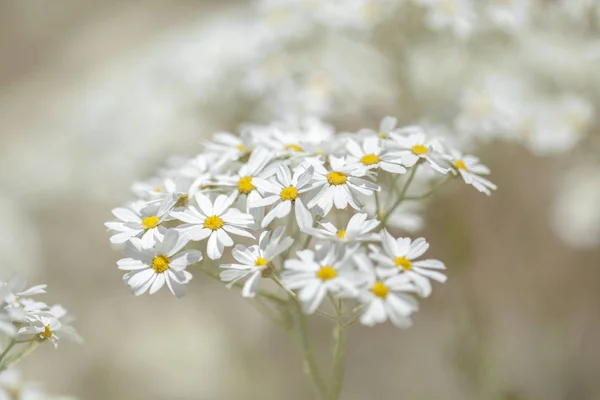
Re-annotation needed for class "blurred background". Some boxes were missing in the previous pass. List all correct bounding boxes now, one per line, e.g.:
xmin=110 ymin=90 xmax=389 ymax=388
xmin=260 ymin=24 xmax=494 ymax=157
xmin=1 ymin=0 xmax=600 ymax=399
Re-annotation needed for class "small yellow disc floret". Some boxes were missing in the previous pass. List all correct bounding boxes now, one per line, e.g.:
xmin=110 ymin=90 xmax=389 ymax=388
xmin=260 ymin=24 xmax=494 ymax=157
xmin=326 ymin=171 xmax=347 ymax=186
xmin=255 ymin=257 xmax=267 ymax=266
xmin=360 ymin=154 xmax=380 ymax=166
xmin=394 ymin=256 xmax=412 ymax=271
xmin=371 ymin=281 xmax=389 ymax=298
xmin=411 ymin=145 xmax=428 ymax=155
xmin=204 ymin=215 xmax=224 ymax=231
xmin=151 ymin=255 xmax=170 ymax=274
xmin=316 ymin=266 xmax=337 ymax=281
xmin=454 ymin=160 xmax=467 ymax=170
xmin=238 ymin=176 xmax=256 ymax=194
xmin=280 ymin=186 xmax=299 ymax=201
xmin=40 ymin=325 xmax=53 ymax=340
xmin=142 ymin=216 xmax=160 ymax=230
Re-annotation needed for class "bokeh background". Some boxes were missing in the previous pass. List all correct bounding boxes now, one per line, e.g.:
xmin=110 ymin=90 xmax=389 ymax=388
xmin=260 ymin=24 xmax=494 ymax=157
xmin=1 ymin=0 xmax=600 ymax=399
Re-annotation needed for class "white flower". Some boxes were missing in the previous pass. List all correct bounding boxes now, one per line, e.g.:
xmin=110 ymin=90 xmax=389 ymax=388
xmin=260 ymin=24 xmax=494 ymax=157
xmin=446 ymin=150 xmax=497 ymax=196
xmin=357 ymin=116 xmax=398 ymax=139
xmin=118 ymin=230 xmax=201 ymax=298
xmin=307 ymin=156 xmax=380 ymax=215
xmin=345 ymin=136 xmax=407 ymax=175
xmin=105 ymin=199 xmax=174 ymax=246
xmin=354 ymin=254 xmax=419 ymax=328
xmin=415 ymin=0 xmax=476 ymax=38
xmin=18 ymin=307 xmax=81 ymax=348
xmin=282 ymin=244 xmax=358 ymax=314
xmin=204 ymin=130 xmax=254 ymax=165
xmin=213 ymin=148 xmax=275 ymax=212
xmin=250 ymin=164 xmax=315 ymax=228
xmin=370 ymin=230 xmax=447 ymax=297
xmin=220 ymin=227 xmax=293 ymax=297
xmin=306 ymin=213 xmax=380 ymax=243
xmin=172 ymin=193 xmax=255 ymax=260
xmin=388 ymin=126 xmax=450 ymax=174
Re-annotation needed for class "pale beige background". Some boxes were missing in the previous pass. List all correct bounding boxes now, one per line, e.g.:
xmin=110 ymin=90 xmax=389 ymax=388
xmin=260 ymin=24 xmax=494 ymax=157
xmin=1 ymin=1 xmax=600 ymax=399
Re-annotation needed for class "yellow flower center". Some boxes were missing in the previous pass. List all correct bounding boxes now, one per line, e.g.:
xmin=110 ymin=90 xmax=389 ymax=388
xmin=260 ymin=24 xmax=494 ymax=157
xmin=285 ymin=144 xmax=303 ymax=152
xmin=238 ymin=176 xmax=256 ymax=194
xmin=394 ymin=256 xmax=412 ymax=271
xmin=142 ymin=216 xmax=160 ymax=230
xmin=151 ymin=255 xmax=170 ymax=274
xmin=175 ymin=194 xmax=189 ymax=208
xmin=280 ymin=186 xmax=299 ymax=201
xmin=371 ymin=281 xmax=389 ymax=298
xmin=255 ymin=257 xmax=267 ymax=266
xmin=360 ymin=153 xmax=380 ymax=166
xmin=236 ymin=144 xmax=245 ymax=152
xmin=204 ymin=215 xmax=224 ymax=231
xmin=40 ymin=325 xmax=53 ymax=340
xmin=337 ymin=229 xmax=346 ymax=239
xmin=316 ymin=266 xmax=337 ymax=281
xmin=411 ymin=145 xmax=428 ymax=155
xmin=454 ymin=160 xmax=467 ymax=170
xmin=326 ymin=171 xmax=347 ymax=186
xmin=377 ymin=132 xmax=386 ymax=138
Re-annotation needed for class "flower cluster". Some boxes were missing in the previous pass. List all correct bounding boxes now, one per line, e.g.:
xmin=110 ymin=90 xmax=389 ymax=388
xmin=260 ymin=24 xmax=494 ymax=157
xmin=0 ymin=276 xmax=81 ymax=353
xmin=106 ymin=116 xmax=496 ymax=328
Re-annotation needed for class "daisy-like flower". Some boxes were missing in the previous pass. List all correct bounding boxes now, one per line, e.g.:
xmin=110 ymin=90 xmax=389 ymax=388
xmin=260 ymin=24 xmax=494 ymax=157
xmin=220 ymin=227 xmax=293 ymax=297
xmin=105 ymin=199 xmax=174 ymax=246
xmin=307 ymin=156 xmax=380 ymax=216
xmin=213 ymin=148 xmax=275 ymax=212
xmin=369 ymin=230 xmax=447 ymax=297
xmin=388 ymin=126 xmax=450 ymax=174
xmin=205 ymin=130 xmax=254 ymax=166
xmin=250 ymin=164 xmax=315 ymax=228
xmin=172 ymin=193 xmax=255 ymax=260
xmin=305 ymin=213 xmax=380 ymax=243
xmin=345 ymin=136 xmax=407 ymax=175
xmin=354 ymin=254 xmax=419 ymax=328
xmin=446 ymin=150 xmax=497 ymax=196
xmin=118 ymin=230 xmax=201 ymax=298
xmin=281 ymin=244 xmax=358 ymax=314
xmin=18 ymin=309 xmax=81 ymax=348
xmin=357 ymin=116 xmax=398 ymax=139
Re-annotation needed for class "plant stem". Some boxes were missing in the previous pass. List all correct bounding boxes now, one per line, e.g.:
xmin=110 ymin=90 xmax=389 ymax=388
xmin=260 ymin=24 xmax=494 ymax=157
xmin=291 ymin=298 xmax=328 ymax=398
xmin=404 ymin=174 xmax=454 ymax=201
xmin=381 ymin=162 xmax=420 ymax=225
xmin=326 ymin=303 xmax=347 ymax=400
xmin=0 ymin=339 xmax=16 ymax=371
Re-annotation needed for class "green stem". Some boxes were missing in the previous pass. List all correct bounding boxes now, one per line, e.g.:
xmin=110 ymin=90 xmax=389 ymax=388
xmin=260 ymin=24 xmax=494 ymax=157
xmin=404 ymin=174 xmax=454 ymax=201
xmin=381 ymin=162 xmax=420 ymax=225
xmin=0 ymin=339 xmax=16 ymax=369
xmin=291 ymin=299 xmax=328 ymax=398
xmin=326 ymin=304 xmax=347 ymax=400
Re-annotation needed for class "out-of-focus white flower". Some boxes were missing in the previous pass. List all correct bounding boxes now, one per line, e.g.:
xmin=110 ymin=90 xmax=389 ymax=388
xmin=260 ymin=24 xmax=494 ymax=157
xmin=305 ymin=213 xmax=380 ymax=244
xmin=250 ymin=164 xmax=315 ymax=229
xmin=118 ymin=230 xmax=201 ymax=298
xmin=551 ymin=164 xmax=600 ymax=249
xmin=172 ymin=193 xmax=255 ymax=260
xmin=308 ymin=156 xmax=380 ymax=215
xmin=220 ymin=227 xmax=293 ymax=297
xmin=485 ymin=0 xmax=531 ymax=31
xmin=446 ymin=150 xmax=497 ymax=195
xmin=414 ymin=0 xmax=476 ymax=38
xmin=370 ymin=230 xmax=447 ymax=297
xmin=282 ymin=244 xmax=358 ymax=314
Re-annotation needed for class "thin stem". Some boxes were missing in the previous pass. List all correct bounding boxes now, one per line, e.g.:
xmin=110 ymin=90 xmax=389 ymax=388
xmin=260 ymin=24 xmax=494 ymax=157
xmin=381 ymin=163 xmax=420 ymax=225
xmin=326 ymin=301 xmax=347 ymax=400
xmin=404 ymin=174 xmax=454 ymax=201
xmin=0 ymin=339 xmax=16 ymax=369
xmin=291 ymin=298 xmax=328 ymax=398
xmin=271 ymin=276 xmax=336 ymax=321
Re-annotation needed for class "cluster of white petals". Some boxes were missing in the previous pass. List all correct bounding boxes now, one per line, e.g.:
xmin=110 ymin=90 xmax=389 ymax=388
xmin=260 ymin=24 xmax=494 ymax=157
xmin=106 ymin=116 xmax=496 ymax=328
